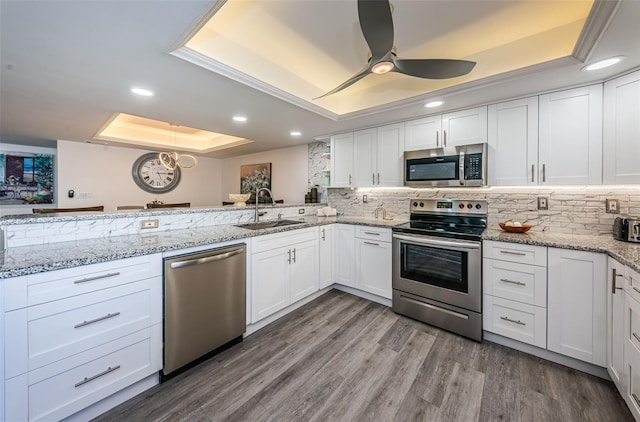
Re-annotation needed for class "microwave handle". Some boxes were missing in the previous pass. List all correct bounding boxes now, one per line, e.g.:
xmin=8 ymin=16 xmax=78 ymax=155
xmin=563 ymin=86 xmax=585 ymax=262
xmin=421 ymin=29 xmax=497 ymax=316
xmin=436 ymin=130 xmax=439 ymax=147
xmin=459 ymin=149 xmax=465 ymax=186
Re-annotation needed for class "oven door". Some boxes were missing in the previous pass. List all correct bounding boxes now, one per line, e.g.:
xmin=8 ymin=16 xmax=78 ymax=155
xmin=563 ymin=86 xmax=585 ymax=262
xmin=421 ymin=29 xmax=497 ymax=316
xmin=392 ymin=233 xmax=481 ymax=312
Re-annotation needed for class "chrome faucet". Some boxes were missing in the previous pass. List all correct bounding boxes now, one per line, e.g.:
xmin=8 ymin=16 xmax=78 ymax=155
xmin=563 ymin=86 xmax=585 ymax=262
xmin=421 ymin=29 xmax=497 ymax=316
xmin=374 ymin=204 xmax=387 ymax=219
xmin=255 ymin=187 xmax=276 ymax=222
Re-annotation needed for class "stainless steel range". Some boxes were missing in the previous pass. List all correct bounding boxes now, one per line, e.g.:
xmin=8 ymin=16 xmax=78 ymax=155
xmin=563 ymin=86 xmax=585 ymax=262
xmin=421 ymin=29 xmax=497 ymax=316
xmin=392 ymin=199 xmax=487 ymax=341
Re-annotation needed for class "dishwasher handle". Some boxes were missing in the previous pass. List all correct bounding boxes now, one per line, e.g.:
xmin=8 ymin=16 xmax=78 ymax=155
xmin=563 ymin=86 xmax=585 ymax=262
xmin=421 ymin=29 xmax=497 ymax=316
xmin=170 ymin=247 xmax=244 ymax=269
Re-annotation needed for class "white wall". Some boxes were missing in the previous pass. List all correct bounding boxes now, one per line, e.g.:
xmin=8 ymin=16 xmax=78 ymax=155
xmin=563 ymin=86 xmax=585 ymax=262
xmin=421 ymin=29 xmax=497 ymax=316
xmin=56 ymin=141 xmax=223 ymax=211
xmin=220 ymin=144 xmax=309 ymax=204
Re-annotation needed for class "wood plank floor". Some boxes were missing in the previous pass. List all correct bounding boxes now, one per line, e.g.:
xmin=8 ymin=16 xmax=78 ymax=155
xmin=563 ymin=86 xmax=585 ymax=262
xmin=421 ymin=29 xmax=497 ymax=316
xmin=93 ymin=290 xmax=633 ymax=422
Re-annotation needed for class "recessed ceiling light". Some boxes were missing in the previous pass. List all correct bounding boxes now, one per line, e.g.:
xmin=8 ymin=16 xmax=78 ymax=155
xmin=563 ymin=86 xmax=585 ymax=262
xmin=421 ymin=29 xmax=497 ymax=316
xmin=290 ymin=131 xmax=302 ymax=136
xmin=131 ymin=87 xmax=154 ymax=97
xmin=425 ymin=101 xmax=444 ymax=108
xmin=582 ymin=56 xmax=624 ymax=71
xmin=233 ymin=116 xmax=247 ymax=122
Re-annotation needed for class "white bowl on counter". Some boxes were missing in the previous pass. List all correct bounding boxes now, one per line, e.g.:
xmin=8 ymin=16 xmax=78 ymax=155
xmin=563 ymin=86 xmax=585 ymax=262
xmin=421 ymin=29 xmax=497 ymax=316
xmin=229 ymin=193 xmax=251 ymax=206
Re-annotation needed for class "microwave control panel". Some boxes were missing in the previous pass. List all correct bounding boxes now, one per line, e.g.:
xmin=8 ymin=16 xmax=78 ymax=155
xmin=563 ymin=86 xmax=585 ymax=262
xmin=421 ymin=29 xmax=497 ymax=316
xmin=464 ymin=153 xmax=483 ymax=180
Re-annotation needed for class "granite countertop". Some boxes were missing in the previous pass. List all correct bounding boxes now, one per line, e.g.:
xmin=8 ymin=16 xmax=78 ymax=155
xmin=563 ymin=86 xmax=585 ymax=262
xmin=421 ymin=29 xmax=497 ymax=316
xmin=483 ymin=229 xmax=640 ymax=273
xmin=0 ymin=215 xmax=404 ymax=279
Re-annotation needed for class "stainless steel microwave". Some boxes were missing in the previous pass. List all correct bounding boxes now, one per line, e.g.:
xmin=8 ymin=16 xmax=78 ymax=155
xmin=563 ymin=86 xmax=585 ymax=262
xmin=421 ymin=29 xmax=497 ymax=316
xmin=404 ymin=143 xmax=487 ymax=187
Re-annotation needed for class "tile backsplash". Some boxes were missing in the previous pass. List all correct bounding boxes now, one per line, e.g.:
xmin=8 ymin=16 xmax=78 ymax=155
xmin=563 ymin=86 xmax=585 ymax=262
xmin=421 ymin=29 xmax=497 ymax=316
xmin=327 ymin=186 xmax=640 ymax=236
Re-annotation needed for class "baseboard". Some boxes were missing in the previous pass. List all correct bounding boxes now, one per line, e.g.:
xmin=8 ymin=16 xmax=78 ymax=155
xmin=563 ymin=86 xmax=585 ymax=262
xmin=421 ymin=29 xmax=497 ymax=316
xmin=332 ymin=284 xmax=392 ymax=307
xmin=483 ymin=331 xmax=610 ymax=380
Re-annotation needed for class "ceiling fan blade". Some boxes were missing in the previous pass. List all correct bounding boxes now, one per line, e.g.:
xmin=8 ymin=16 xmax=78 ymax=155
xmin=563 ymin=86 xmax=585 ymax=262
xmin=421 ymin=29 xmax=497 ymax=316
xmin=314 ymin=64 xmax=371 ymax=99
xmin=358 ymin=0 xmax=394 ymax=61
xmin=393 ymin=58 xmax=476 ymax=79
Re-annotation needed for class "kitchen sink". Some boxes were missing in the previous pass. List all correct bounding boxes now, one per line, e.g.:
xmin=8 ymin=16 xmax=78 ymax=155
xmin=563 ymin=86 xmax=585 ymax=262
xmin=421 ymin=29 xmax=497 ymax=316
xmin=236 ymin=219 xmax=304 ymax=230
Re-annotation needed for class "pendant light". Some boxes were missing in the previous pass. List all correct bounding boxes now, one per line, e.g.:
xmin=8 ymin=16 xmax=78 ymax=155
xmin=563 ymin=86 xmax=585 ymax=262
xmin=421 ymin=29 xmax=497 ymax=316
xmin=159 ymin=123 xmax=197 ymax=170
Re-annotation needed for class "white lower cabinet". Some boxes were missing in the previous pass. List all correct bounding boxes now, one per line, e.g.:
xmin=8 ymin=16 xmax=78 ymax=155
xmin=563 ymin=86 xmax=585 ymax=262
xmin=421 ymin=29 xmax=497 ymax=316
xmin=2 ymin=254 xmax=163 ymax=422
xmin=547 ymin=248 xmax=607 ymax=366
xmin=250 ymin=228 xmax=319 ymax=323
xmin=319 ymin=225 xmax=335 ymax=289
xmin=354 ymin=226 xmax=392 ymax=299
xmin=608 ymin=257 xmax=627 ymax=393
xmin=335 ymin=224 xmax=355 ymax=288
xmin=625 ymin=289 xmax=640 ymax=420
xmin=483 ymin=295 xmax=546 ymax=348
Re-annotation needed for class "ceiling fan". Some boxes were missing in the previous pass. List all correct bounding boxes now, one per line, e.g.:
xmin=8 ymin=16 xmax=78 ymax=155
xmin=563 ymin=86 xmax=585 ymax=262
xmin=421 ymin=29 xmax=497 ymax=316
xmin=316 ymin=0 xmax=476 ymax=98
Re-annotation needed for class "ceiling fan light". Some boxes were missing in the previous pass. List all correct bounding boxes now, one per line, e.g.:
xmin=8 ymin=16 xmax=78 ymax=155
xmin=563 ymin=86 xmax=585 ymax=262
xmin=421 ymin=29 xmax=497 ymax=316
xmin=582 ymin=56 xmax=624 ymax=71
xmin=371 ymin=61 xmax=394 ymax=74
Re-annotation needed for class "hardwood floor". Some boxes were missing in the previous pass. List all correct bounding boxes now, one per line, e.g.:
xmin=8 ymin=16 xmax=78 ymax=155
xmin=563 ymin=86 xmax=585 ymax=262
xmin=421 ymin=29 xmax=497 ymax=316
xmin=93 ymin=290 xmax=633 ymax=422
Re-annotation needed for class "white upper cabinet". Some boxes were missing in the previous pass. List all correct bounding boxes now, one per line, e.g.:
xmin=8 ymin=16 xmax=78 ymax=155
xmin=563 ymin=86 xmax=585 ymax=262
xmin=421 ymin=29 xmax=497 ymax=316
xmin=353 ymin=128 xmax=377 ymax=186
xmin=404 ymin=106 xmax=487 ymax=151
xmin=404 ymin=115 xmax=441 ymax=151
xmin=375 ymin=123 xmax=404 ymax=186
xmin=442 ymin=106 xmax=488 ymax=147
xmin=330 ymin=132 xmax=354 ymax=187
xmin=604 ymin=69 xmax=640 ymax=184
xmin=538 ymin=84 xmax=603 ymax=185
xmin=488 ymin=97 xmax=539 ymax=186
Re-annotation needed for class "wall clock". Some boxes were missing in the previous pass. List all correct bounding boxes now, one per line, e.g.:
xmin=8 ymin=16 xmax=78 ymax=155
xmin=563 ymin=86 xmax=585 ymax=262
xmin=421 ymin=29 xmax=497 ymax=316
xmin=131 ymin=152 xmax=181 ymax=193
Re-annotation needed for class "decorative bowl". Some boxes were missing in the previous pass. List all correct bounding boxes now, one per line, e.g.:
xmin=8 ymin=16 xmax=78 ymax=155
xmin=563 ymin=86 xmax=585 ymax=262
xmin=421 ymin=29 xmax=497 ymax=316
xmin=498 ymin=222 xmax=533 ymax=233
xmin=229 ymin=193 xmax=251 ymax=206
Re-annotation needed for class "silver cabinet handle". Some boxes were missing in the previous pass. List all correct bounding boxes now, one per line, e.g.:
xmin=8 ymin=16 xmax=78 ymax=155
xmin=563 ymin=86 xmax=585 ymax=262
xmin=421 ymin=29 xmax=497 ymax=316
xmin=321 ymin=228 xmax=326 ymax=241
xmin=349 ymin=174 xmax=352 ymax=185
xmin=633 ymin=393 xmax=640 ymax=408
xmin=74 ymin=312 xmax=120 ymax=329
xmin=170 ymin=247 xmax=244 ymax=269
xmin=292 ymin=248 xmax=296 ymax=263
xmin=364 ymin=241 xmax=379 ymax=246
xmin=443 ymin=130 xmax=447 ymax=147
xmin=500 ymin=278 xmax=526 ymax=286
xmin=377 ymin=172 xmax=380 ymax=185
xmin=500 ymin=316 xmax=526 ymax=326
xmin=634 ymin=287 xmax=640 ymax=295
xmin=373 ymin=173 xmax=375 ymax=184
xmin=531 ymin=164 xmax=535 ymax=183
xmin=75 ymin=365 xmax=121 ymax=388
xmin=436 ymin=130 xmax=439 ymax=147
xmin=287 ymin=249 xmax=292 ymax=264
xmin=73 ymin=272 xmax=120 ymax=284
xmin=499 ymin=250 xmax=526 ymax=256
xmin=612 ymin=268 xmax=624 ymax=294
xmin=633 ymin=333 xmax=640 ymax=343
xmin=364 ymin=231 xmax=380 ymax=236
xmin=542 ymin=163 xmax=546 ymax=182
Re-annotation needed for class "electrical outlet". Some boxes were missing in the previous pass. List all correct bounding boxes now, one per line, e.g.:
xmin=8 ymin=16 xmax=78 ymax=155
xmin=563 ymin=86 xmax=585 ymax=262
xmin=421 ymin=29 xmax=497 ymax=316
xmin=537 ymin=197 xmax=549 ymax=210
xmin=140 ymin=219 xmax=159 ymax=229
xmin=606 ymin=199 xmax=620 ymax=214
xmin=363 ymin=195 xmax=368 ymax=203
xmin=298 ymin=208 xmax=305 ymax=214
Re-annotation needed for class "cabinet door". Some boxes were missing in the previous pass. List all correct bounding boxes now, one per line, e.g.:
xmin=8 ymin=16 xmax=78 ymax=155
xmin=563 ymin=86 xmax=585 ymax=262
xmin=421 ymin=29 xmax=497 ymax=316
xmin=539 ymin=84 xmax=603 ymax=185
xmin=547 ymin=248 xmax=607 ymax=366
xmin=608 ymin=257 xmax=627 ymax=393
xmin=319 ymin=225 xmax=335 ymax=289
xmin=335 ymin=224 xmax=355 ymax=288
xmin=251 ymin=248 xmax=290 ymax=323
xmin=376 ymin=123 xmax=404 ymax=186
xmin=355 ymin=238 xmax=392 ymax=299
xmin=487 ymin=98 xmax=538 ymax=185
xmin=442 ymin=106 xmax=488 ymax=147
xmin=330 ymin=132 xmax=354 ymax=187
xmin=353 ymin=128 xmax=377 ymax=187
xmin=604 ymin=70 xmax=640 ymax=184
xmin=404 ymin=116 xmax=441 ymax=151
xmin=290 ymin=241 xmax=319 ymax=303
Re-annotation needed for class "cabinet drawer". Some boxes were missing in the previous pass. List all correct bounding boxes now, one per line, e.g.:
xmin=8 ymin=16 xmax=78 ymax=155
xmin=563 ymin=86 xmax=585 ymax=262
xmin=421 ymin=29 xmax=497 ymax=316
xmin=5 ymin=327 xmax=161 ymax=422
xmin=5 ymin=279 xmax=160 ymax=379
xmin=4 ymin=254 xmax=162 ymax=311
xmin=483 ymin=258 xmax=546 ymax=306
xmin=355 ymin=226 xmax=391 ymax=242
xmin=483 ymin=240 xmax=546 ymax=266
xmin=483 ymin=295 xmax=546 ymax=348
xmin=251 ymin=227 xmax=317 ymax=253
xmin=627 ymin=267 xmax=640 ymax=304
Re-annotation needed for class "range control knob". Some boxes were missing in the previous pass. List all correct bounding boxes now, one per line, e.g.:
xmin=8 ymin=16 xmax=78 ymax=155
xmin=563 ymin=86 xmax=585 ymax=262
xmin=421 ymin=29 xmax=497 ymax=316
xmin=467 ymin=203 xmax=473 ymax=209
xmin=475 ymin=203 xmax=482 ymax=209
xmin=459 ymin=203 xmax=465 ymax=209
xmin=413 ymin=202 xmax=418 ymax=207
xmin=419 ymin=202 xmax=425 ymax=207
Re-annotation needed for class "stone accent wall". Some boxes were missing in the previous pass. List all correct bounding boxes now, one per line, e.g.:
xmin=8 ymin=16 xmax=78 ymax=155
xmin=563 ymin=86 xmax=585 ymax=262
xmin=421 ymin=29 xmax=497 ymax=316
xmin=307 ymin=141 xmax=330 ymax=203
xmin=327 ymin=186 xmax=640 ymax=236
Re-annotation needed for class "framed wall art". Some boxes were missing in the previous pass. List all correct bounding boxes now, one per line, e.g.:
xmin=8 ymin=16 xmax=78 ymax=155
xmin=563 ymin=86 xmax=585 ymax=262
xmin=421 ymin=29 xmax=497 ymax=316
xmin=0 ymin=147 xmax=55 ymax=206
xmin=240 ymin=162 xmax=272 ymax=202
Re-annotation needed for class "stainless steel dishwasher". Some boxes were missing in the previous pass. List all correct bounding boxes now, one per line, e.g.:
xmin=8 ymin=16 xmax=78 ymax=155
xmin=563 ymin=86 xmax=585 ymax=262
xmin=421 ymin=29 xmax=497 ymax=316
xmin=162 ymin=243 xmax=246 ymax=380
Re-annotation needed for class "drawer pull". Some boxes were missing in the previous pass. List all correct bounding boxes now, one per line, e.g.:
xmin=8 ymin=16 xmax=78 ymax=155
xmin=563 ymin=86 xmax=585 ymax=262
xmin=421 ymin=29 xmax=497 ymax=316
xmin=73 ymin=272 xmax=120 ymax=284
xmin=633 ymin=333 xmax=640 ymax=343
xmin=633 ymin=393 xmax=640 ymax=408
xmin=500 ymin=316 xmax=526 ymax=326
xmin=500 ymin=278 xmax=526 ymax=286
xmin=75 ymin=365 xmax=121 ymax=388
xmin=364 ymin=241 xmax=380 ymax=246
xmin=499 ymin=250 xmax=526 ymax=256
xmin=364 ymin=231 xmax=380 ymax=236
xmin=321 ymin=228 xmax=326 ymax=241
xmin=74 ymin=312 xmax=121 ymax=328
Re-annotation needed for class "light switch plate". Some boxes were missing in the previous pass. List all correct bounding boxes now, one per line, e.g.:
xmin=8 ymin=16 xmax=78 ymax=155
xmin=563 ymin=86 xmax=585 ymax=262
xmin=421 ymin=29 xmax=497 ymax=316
xmin=141 ymin=219 xmax=159 ymax=229
xmin=363 ymin=195 xmax=368 ymax=203
xmin=537 ymin=197 xmax=548 ymax=210
xmin=606 ymin=199 xmax=620 ymax=214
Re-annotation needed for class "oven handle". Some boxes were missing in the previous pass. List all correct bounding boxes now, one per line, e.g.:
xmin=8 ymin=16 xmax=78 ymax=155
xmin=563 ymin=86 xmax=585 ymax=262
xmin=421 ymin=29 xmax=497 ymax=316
xmin=392 ymin=233 xmax=480 ymax=251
